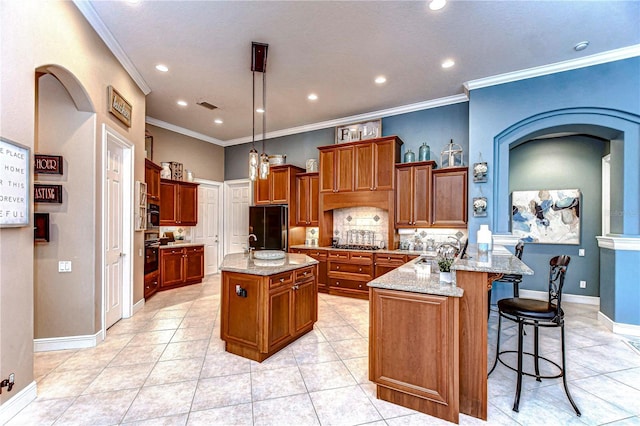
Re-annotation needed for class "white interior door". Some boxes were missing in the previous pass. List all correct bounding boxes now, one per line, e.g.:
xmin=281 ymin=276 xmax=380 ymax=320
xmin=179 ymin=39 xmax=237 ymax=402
xmin=224 ymin=179 xmax=251 ymax=255
xmin=195 ymin=181 xmax=222 ymax=274
xmin=105 ymin=136 xmax=125 ymax=328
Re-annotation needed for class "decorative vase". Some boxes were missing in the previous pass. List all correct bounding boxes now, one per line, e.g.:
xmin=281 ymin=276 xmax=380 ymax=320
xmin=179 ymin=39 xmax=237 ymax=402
xmin=419 ymin=143 xmax=430 ymax=161
xmin=160 ymin=162 xmax=171 ymax=179
xmin=439 ymin=271 xmax=452 ymax=283
xmin=403 ymin=149 xmax=415 ymax=163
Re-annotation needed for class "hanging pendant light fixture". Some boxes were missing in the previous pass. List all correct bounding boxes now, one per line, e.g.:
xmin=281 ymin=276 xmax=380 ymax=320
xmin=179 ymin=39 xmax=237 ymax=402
xmin=249 ymin=42 xmax=270 ymax=180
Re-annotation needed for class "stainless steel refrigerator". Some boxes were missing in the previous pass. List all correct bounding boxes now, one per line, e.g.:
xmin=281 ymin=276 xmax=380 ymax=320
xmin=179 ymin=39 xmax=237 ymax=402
xmin=249 ymin=205 xmax=288 ymax=251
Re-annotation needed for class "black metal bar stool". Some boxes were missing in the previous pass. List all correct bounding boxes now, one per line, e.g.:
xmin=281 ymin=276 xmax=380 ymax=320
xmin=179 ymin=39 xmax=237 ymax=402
xmin=488 ymin=241 xmax=524 ymax=318
xmin=489 ymin=255 xmax=581 ymax=416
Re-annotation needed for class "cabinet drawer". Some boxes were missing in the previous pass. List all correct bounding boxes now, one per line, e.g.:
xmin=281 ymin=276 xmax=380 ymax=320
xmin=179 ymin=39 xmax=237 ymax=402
xmin=306 ymin=250 xmax=327 ymax=260
xmin=329 ymin=262 xmax=373 ymax=276
xmin=162 ymin=247 xmax=184 ymax=256
xmin=375 ymin=253 xmax=406 ymax=267
xmin=329 ymin=278 xmax=368 ymax=291
xmin=295 ymin=266 xmax=315 ymax=282
xmin=269 ymin=271 xmax=294 ymax=289
xmin=185 ymin=246 xmax=204 ymax=254
xmin=350 ymin=252 xmax=374 ymax=262
xmin=328 ymin=251 xmax=349 ymax=260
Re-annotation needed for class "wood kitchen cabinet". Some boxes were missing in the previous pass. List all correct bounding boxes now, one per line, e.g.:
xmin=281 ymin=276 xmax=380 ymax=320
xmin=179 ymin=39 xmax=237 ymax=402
xmin=432 ymin=167 xmax=468 ymax=228
xmin=354 ymin=137 xmax=401 ymax=192
xmin=159 ymin=245 xmax=204 ymax=289
xmin=253 ymin=164 xmax=304 ymax=205
xmin=395 ymin=161 xmax=434 ymax=228
xmin=374 ymin=252 xmax=408 ymax=278
xmin=160 ymin=179 xmax=198 ymax=226
xmin=290 ymin=247 xmax=327 ymax=293
xmin=327 ymin=250 xmax=373 ymax=299
xmin=295 ymin=172 xmax=319 ymax=226
xmin=144 ymin=159 xmax=162 ymax=202
xmin=319 ymin=145 xmax=354 ymax=193
xmin=144 ymin=270 xmax=159 ymax=299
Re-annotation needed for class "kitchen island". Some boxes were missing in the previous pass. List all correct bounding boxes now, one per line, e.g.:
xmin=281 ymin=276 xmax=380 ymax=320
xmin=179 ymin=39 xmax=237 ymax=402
xmin=368 ymin=245 xmax=533 ymax=424
xmin=220 ymin=252 xmax=319 ymax=362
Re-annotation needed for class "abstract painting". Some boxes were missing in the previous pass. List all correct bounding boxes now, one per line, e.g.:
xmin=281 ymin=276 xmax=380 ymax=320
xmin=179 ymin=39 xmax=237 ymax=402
xmin=511 ymin=189 xmax=581 ymax=244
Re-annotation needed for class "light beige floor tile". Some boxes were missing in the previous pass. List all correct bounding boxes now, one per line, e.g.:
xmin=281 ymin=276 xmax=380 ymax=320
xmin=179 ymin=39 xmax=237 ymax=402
xmin=318 ymin=324 xmax=362 ymax=342
xmin=145 ymin=317 xmax=184 ymax=331
xmin=309 ymin=385 xmax=382 ymax=425
xmin=109 ymin=343 xmax=167 ymax=367
xmin=342 ymin=356 xmax=370 ymax=384
xmin=126 ymin=329 xmax=176 ymax=347
xmin=360 ymin=383 xmax=418 ymax=419
xmin=292 ymin=341 xmax=339 ymax=365
xmin=251 ymin=366 xmax=307 ymax=401
xmin=5 ymin=397 xmax=75 ymax=426
xmin=33 ymin=350 xmax=76 ymax=380
xmin=160 ymin=339 xmax=209 ymax=361
xmin=331 ymin=337 xmax=369 ymax=359
xmin=122 ymin=413 xmax=188 ymax=425
xmin=171 ymin=327 xmax=213 ymax=343
xmin=53 ymin=349 xmax=117 ymax=372
xmin=154 ymin=308 xmax=189 ymax=320
xmin=252 ymin=394 xmax=320 ymax=425
xmin=83 ymin=362 xmax=155 ymax=394
xmin=179 ymin=315 xmax=214 ymax=330
xmin=123 ymin=381 xmax=197 ymax=423
xmin=191 ymin=374 xmax=252 ymax=411
xmin=187 ymin=403 xmax=253 ymax=425
xmin=145 ymin=357 xmax=204 ymax=386
xmin=250 ymin=347 xmax=297 ymax=372
xmin=200 ymin=350 xmax=251 ymax=378
xmin=299 ymin=360 xmax=357 ymax=392
xmin=56 ymin=388 xmax=138 ymax=425
xmin=36 ymin=367 xmax=103 ymax=399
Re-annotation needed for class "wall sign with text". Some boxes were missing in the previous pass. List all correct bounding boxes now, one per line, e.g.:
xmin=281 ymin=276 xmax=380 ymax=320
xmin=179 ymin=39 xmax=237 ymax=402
xmin=0 ymin=137 xmax=30 ymax=227
xmin=108 ymin=86 xmax=132 ymax=128
xmin=35 ymin=154 xmax=63 ymax=174
xmin=34 ymin=184 xmax=63 ymax=204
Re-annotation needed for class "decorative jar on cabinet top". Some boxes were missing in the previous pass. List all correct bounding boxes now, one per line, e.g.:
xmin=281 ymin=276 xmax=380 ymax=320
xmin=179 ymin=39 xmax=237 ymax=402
xmin=419 ymin=143 xmax=430 ymax=161
xmin=403 ymin=149 xmax=415 ymax=163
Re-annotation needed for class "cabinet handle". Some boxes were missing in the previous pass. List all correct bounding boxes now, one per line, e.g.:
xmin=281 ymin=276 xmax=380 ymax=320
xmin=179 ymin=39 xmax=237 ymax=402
xmin=303 ymin=271 xmax=308 ymax=276
xmin=279 ymin=278 xmax=285 ymax=282
xmin=358 ymin=267 xmax=362 ymax=272
xmin=358 ymin=284 xmax=363 ymax=288
xmin=336 ymin=266 xmax=340 ymax=270
xmin=336 ymin=281 xmax=340 ymax=286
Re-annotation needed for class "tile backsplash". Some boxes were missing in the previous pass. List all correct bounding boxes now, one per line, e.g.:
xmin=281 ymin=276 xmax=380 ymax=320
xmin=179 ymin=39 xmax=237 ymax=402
xmin=333 ymin=207 xmax=389 ymax=246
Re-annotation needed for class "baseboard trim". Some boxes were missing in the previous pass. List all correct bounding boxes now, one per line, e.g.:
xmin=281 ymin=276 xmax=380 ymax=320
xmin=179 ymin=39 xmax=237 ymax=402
xmin=518 ymin=289 xmax=600 ymax=306
xmin=33 ymin=330 xmax=103 ymax=352
xmin=598 ymin=311 xmax=640 ymax=337
xmin=133 ymin=297 xmax=145 ymax=315
xmin=0 ymin=380 xmax=37 ymax=425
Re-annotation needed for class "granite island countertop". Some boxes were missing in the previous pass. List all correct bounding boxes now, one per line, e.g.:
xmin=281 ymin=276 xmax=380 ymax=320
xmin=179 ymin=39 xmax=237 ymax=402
xmin=451 ymin=244 xmax=534 ymax=276
xmin=220 ymin=252 xmax=318 ymax=276
xmin=289 ymin=244 xmax=438 ymax=257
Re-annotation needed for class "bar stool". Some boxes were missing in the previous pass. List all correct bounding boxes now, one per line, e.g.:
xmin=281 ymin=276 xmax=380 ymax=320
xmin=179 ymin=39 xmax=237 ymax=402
xmin=489 ymin=255 xmax=581 ymax=416
xmin=488 ymin=241 xmax=524 ymax=318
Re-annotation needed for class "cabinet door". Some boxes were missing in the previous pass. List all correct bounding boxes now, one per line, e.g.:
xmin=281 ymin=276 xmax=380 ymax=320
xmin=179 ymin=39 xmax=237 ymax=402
xmin=222 ymin=273 xmax=260 ymax=349
xmin=159 ymin=181 xmax=178 ymax=225
xmin=270 ymin=167 xmax=290 ymax=204
xmin=432 ymin=169 xmax=467 ymax=227
xmin=374 ymin=139 xmax=397 ymax=191
xmin=319 ymin=149 xmax=335 ymax=193
xmin=144 ymin=271 xmax=160 ymax=298
xmin=178 ymin=183 xmax=198 ymax=225
xmin=412 ymin=164 xmax=432 ymax=227
xmin=184 ymin=247 xmax=204 ymax=282
xmin=309 ymin=174 xmax=319 ymax=225
xmin=395 ymin=166 xmax=414 ymax=227
xmin=295 ymin=175 xmax=310 ymax=226
xmin=354 ymin=143 xmax=374 ymax=191
xmin=335 ymin=146 xmax=354 ymax=192
xmin=254 ymin=177 xmax=271 ymax=205
xmin=145 ymin=160 xmax=161 ymax=202
xmin=160 ymin=249 xmax=184 ymax=287
xmin=293 ymin=278 xmax=317 ymax=334
xmin=268 ymin=286 xmax=293 ymax=349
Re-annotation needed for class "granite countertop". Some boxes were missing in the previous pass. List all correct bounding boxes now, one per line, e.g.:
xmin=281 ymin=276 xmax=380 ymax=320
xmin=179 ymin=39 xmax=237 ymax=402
xmin=220 ymin=252 xmax=318 ymax=276
xmin=158 ymin=242 xmax=204 ymax=249
xmin=367 ymin=256 xmax=464 ymax=297
xmin=289 ymin=245 xmax=437 ymax=257
xmin=451 ymin=244 xmax=534 ymax=276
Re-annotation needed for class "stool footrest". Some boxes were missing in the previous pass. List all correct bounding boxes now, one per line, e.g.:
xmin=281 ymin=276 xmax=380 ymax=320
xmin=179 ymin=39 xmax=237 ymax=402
xmin=495 ymin=350 xmax=564 ymax=380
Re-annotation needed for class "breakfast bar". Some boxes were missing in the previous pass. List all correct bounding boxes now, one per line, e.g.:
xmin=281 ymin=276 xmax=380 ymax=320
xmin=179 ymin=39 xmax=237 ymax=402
xmin=368 ymin=245 xmax=533 ymax=424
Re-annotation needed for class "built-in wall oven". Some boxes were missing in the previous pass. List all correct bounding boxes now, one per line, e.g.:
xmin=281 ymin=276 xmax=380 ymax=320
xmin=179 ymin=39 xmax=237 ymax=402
xmin=144 ymin=241 xmax=159 ymax=274
xmin=148 ymin=203 xmax=160 ymax=228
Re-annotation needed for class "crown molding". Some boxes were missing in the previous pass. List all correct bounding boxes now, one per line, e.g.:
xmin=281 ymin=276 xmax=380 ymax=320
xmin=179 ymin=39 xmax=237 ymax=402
xmin=464 ymin=44 xmax=640 ymax=94
xmin=72 ymin=1 xmax=151 ymax=95
xmin=145 ymin=117 xmax=224 ymax=145
xmin=596 ymin=235 xmax=640 ymax=251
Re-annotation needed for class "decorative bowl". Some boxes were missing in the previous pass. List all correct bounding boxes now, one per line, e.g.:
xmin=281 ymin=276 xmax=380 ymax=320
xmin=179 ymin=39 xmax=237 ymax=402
xmin=253 ymin=250 xmax=286 ymax=260
xmin=268 ymin=155 xmax=286 ymax=165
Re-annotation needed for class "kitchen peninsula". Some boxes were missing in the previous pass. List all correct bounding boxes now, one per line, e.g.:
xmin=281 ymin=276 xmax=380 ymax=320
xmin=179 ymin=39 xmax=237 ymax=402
xmin=368 ymin=245 xmax=533 ymax=424
xmin=220 ymin=252 xmax=318 ymax=362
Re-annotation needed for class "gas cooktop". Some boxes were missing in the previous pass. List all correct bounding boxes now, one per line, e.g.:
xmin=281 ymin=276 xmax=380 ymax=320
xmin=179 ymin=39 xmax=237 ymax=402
xmin=331 ymin=244 xmax=379 ymax=251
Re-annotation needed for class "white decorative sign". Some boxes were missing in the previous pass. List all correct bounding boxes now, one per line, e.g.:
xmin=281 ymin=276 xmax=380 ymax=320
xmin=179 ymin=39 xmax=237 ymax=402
xmin=0 ymin=137 xmax=30 ymax=227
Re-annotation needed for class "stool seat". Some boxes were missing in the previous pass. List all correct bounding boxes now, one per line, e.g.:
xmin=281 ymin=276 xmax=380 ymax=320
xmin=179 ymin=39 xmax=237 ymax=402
xmin=497 ymin=298 xmax=563 ymax=322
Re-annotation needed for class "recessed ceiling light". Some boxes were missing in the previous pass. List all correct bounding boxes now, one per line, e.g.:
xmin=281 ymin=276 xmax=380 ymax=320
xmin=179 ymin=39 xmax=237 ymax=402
xmin=155 ymin=64 xmax=169 ymax=72
xmin=177 ymin=100 xmax=187 ymax=106
xmin=429 ymin=0 xmax=446 ymax=11
xmin=574 ymin=41 xmax=590 ymax=52
xmin=308 ymin=93 xmax=318 ymax=101
xmin=375 ymin=76 xmax=387 ymax=84
xmin=214 ymin=119 xmax=223 ymax=124
xmin=256 ymin=108 xmax=265 ymax=113
xmin=441 ymin=59 xmax=455 ymax=69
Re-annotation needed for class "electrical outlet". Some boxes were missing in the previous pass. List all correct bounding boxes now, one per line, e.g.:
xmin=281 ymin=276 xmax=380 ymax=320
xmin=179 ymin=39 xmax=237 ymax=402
xmin=578 ymin=249 xmax=585 ymax=257
xmin=580 ymin=280 xmax=587 ymax=288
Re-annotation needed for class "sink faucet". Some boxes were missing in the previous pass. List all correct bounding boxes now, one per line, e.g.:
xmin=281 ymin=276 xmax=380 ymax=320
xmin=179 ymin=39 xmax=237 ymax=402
xmin=447 ymin=235 xmax=461 ymax=252
xmin=247 ymin=234 xmax=257 ymax=257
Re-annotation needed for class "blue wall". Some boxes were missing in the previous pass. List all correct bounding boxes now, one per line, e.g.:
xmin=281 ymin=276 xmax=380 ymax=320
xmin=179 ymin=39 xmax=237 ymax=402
xmin=508 ymin=136 xmax=605 ymax=296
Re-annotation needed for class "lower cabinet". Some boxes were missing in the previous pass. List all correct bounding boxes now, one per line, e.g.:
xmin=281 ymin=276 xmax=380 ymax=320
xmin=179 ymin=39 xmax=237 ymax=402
xmin=144 ymin=270 xmax=160 ymax=299
xmin=159 ymin=245 xmax=204 ymax=290
xmin=374 ymin=253 xmax=408 ymax=278
xmin=290 ymin=248 xmax=328 ymax=293
xmin=327 ymin=250 xmax=373 ymax=299
xmin=221 ymin=265 xmax=318 ymax=362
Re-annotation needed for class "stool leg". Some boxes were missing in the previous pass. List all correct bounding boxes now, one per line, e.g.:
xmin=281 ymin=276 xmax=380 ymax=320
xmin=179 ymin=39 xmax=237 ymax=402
xmin=513 ymin=320 xmax=524 ymax=412
xmin=489 ymin=313 xmax=502 ymax=376
xmin=534 ymin=321 xmax=541 ymax=381
xmin=487 ymin=288 xmax=492 ymax=319
xmin=560 ymin=323 xmax=581 ymax=416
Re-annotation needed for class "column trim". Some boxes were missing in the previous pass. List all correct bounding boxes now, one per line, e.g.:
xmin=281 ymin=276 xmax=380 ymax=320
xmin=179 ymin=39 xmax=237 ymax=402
xmin=596 ymin=235 xmax=640 ymax=251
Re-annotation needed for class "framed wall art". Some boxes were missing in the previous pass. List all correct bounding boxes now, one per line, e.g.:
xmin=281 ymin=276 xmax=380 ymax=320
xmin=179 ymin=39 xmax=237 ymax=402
xmin=108 ymin=86 xmax=132 ymax=128
xmin=511 ymin=189 xmax=581 ymax=244
xmin=0 ymin=137 xmax=30 ymax=227
xmin=335 ymin=119 xmax=381 ymax=144
xmin=473 ymin=162 xmax=488 ymax=183
xmin=34 ymin=184 xmax=63 ymax=203
xmin=472 ymin=197 xmax=488 ymax=217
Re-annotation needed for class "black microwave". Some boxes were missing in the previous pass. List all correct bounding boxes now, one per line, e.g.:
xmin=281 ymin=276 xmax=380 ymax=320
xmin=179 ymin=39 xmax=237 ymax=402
xmin=148 ymin=203 xmax=160 ymax=227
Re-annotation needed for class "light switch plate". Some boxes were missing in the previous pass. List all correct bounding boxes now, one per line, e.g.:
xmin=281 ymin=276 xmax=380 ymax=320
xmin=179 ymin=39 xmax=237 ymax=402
xmin=58 ymin=261 xmax=72 ymax=272
xmin=578 ymin=249 xmax=585 ymax=257
xmin=580 ymin=280 xmax=586 ymax=288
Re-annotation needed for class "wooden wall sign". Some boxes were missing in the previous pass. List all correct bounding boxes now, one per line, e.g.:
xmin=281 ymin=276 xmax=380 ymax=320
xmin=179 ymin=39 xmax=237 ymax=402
xmin=108 ymin=86 xmax=132 ymax=128
xmin=34 ymin=154 xmax=63 ymax=174
xmin=34 ymin=184 xmax=63 ymax=203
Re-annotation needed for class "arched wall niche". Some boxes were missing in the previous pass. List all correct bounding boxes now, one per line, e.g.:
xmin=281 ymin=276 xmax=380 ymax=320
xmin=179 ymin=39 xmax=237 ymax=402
xmin=36 ymin=64 xmax=95 ymax=113
xmin=491 ymin=107 xmax=640 ymax=235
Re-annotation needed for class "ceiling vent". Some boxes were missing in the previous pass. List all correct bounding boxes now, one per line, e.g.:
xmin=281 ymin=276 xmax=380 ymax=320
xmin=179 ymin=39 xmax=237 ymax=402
xmin=197 ymin=101 xmax=218 ymax=110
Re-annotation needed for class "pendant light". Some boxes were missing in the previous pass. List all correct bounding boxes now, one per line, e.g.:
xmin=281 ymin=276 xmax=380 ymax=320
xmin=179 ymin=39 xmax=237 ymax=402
xmin=250 ymin=42 xmax=270 ymax=180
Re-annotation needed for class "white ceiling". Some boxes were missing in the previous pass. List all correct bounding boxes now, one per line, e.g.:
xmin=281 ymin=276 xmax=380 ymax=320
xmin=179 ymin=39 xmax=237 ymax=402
xmin=77 ymin=1 xmax=640 ymax=146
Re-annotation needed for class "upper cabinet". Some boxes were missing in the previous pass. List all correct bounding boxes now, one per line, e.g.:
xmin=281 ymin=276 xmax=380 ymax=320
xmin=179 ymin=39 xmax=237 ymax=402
xmin=431 ymin=167 xmax=468 ymax=228
xmin=145 ymin=159 xmax=162 ymax=202
xmin=319 ymin=136 xmax=403 ymax=194
xmin=253 ymin=164 xmax=304 ymax=205
xmin=160 ymin=179 xmax=199 ymax=226
xmin=395 ymin=162 xmax=433 ymax=228
xmin=295 ymin=172 xmax=319 ymax=226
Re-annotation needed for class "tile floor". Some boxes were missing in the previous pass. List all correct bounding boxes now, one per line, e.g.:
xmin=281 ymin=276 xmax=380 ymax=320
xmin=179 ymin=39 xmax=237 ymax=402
xmin=7 ymin=273 xmax=640 ymax=425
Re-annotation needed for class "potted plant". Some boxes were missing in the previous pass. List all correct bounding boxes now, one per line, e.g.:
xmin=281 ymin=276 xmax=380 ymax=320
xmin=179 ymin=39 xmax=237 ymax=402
xmin=437 ymin=255 xmax=454 ymax=283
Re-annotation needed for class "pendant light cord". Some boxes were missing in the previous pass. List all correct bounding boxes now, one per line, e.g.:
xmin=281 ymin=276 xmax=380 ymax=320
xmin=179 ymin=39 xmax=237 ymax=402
xmin=262 ymin=71 xmax=266 ymax=154
xmin=252 ymin=71 xmax=256 ymax=149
